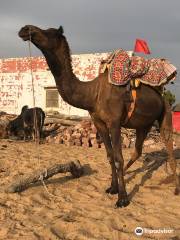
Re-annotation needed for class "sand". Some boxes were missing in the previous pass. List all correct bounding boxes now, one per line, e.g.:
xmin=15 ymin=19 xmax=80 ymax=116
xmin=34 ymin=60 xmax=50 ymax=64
xmin=0 ymin=137 xmax=179 ymax=240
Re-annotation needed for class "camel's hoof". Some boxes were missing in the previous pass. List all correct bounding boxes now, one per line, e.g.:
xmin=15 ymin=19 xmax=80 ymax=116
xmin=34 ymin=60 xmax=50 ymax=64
xmin=106 ymin=186 xmax=118 ymax=195
xmin=115 ymin=197 xmax=130 ymax=208
xmin=174 ymin=188 xmax=180 ymax=195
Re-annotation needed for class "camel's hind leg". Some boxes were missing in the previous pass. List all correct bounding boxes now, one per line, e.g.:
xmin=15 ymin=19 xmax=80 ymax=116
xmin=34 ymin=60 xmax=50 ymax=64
xmin=159 ymin=101 xmax=180 ymax=195
xmin=124 ymin=127 xmax=151 ymax=173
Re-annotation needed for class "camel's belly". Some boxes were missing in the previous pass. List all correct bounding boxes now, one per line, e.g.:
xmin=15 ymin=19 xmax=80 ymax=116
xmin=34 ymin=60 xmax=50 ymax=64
xmin=123 ymin=102 xmax=162 ymax=129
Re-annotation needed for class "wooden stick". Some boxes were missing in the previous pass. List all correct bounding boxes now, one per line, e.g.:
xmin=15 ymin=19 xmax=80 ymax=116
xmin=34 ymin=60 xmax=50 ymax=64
xmin=6 ymin=160 xmax=83 ymax=193
xmin=44 ymin=118 xmax=78 ymax=126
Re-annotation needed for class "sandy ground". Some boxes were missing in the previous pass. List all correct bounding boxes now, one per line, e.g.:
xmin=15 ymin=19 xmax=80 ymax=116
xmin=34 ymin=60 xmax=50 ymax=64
xmin=0 ymin=136 xmax=179 ymax=240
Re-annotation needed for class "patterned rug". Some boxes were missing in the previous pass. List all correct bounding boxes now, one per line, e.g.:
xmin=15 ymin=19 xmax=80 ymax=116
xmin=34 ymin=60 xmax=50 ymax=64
xmin=140 ymin=58 xmax=176 ymax=86
xmin=99 ymin=50 xmax=177 ymax=86
xmin=129 ymin=56 xmax=149 ymax=78
xmin=108 ymin=49 xmax=131 ymax=85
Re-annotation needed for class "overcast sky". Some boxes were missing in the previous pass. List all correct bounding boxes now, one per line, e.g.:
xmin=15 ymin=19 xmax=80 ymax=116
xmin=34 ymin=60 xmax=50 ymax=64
xmin=1 ymin=0 xmax=180 ymax=101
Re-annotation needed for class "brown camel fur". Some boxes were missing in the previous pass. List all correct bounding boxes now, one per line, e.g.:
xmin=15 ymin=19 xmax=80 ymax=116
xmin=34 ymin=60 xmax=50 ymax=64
xmin=18 ymin=25 xmax=180 ymax=208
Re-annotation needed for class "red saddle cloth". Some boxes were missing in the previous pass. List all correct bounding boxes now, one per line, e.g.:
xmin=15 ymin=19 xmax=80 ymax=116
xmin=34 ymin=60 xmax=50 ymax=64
xmin=140 ymin=59 xmax=176 ymax=86
xmin=129 ymin=56 xmax=149 ymax=78
xmin=108 ymin=49 xmax=131 ymax=85
xmin=100 ymin=49 xmax=177 ymax=86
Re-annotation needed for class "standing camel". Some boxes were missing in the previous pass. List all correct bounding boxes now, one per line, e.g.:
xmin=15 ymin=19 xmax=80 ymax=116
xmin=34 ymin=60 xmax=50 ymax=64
xmin=18 ymin=25 xmax=179 ymax=208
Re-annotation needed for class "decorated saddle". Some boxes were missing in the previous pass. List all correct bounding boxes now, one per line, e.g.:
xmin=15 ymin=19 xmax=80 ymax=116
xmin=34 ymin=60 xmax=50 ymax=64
xmin=99 ymin=49 xmax=177 ymax=86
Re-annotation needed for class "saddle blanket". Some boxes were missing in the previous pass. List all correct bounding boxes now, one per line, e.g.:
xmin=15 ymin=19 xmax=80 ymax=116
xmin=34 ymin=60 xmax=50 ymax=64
xmin=99 ymin=49 xmax=177 ymax=86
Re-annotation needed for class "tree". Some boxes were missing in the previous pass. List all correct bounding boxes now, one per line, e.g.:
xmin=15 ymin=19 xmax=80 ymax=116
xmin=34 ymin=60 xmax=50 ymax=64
xmin=163 ymin=90 xmax=176 ymax=107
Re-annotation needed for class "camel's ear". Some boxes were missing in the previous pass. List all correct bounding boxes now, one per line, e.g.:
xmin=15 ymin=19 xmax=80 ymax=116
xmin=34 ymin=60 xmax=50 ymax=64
xmin=58 ymin=26 xmax=64 ymax=35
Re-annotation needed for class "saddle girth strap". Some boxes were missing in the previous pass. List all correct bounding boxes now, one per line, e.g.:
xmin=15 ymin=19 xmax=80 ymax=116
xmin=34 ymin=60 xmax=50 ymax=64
xmin=123 ymin=88 xmax=137 ymax=125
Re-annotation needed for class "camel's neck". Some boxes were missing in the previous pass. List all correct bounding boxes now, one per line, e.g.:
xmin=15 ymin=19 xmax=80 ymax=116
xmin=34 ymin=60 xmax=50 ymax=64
xmin=41 ymin=40 xmax=97 ymax=111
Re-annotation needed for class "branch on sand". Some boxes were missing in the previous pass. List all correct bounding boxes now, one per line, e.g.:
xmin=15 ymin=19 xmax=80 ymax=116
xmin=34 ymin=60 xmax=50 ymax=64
xmin=6 ymin=160 xmax=83 ymax=193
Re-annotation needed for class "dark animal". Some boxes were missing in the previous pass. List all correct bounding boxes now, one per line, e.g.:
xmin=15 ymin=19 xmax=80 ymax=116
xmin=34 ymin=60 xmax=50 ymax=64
xmin=18 ymin=25 xmax=180 ymax=207
xmin=7 ymin=105 xmax=28 ymax=139
xmin=8 ymin=105 xmax=45 ymax=141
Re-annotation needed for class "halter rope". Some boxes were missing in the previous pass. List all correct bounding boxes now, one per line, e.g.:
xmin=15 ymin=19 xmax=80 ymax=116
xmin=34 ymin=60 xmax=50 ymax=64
xmin=27 ymin=28 xmax=58 ymax=199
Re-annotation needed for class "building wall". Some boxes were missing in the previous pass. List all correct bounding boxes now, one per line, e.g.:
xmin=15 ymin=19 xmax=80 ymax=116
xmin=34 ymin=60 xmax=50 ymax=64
xmin=0 ymin=53 xmax=110 ymax=116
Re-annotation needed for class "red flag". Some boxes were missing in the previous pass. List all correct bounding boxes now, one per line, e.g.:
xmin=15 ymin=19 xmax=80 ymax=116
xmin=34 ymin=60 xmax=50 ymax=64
xmin=134 ymin=39 xmax=151 ymax=54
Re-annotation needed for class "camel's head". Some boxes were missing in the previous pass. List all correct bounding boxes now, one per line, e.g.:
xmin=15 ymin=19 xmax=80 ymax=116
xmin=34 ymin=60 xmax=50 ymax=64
xmin=18 ymin=25 xmax=64 ymax=50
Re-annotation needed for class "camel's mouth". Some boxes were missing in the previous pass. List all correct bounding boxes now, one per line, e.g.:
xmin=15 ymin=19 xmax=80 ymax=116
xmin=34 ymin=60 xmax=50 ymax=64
xmin=20 ymin=35 xmax=30 ymax=41
xmin=18 ymin=32 xmax=30 ymax=41
xmin=18 ymin=27 xmax=31 ymax=41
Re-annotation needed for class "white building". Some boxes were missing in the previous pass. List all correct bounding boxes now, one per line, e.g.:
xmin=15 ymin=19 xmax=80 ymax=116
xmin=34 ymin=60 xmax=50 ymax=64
xmin=0 ymin=53 xmax=110 ymax=116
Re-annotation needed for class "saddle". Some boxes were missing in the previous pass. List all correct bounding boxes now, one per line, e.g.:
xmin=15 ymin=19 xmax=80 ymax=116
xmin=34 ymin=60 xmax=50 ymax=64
xmin=99 ymin=49 xmax=177 ymax=122
xmin=99 ymin=49 xmax=176 ymax=86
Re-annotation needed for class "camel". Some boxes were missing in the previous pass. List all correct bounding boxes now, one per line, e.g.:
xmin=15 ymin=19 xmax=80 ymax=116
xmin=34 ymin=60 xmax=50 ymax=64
xmin=18 ymin=25 xmax=180 ymax=208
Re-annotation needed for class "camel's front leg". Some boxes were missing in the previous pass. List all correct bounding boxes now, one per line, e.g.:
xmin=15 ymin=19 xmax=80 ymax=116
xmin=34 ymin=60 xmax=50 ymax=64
xmin=92 ymin=118 xmax=118 ymax=194
xmin=110 ymin=127 xmax=130 ymax=207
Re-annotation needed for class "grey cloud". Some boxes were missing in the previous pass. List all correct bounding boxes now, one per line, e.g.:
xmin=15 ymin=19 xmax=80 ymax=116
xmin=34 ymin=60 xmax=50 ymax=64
xmin=0 ymin=0 xmax=180 ymax=100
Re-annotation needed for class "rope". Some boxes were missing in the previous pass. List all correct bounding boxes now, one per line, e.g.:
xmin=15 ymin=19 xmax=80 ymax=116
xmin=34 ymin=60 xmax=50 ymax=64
xmin=28 ymin=30 xmax=35 ymax=108
xmin=27 ymin=29 xmax=59 ymax=199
